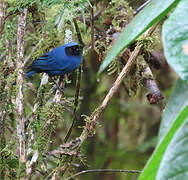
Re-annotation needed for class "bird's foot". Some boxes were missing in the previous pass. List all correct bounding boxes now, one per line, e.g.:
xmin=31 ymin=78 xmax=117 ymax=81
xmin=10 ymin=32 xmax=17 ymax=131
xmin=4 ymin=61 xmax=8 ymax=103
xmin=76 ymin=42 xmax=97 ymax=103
xmin=49 ymin=77 xmax=65 ymax=94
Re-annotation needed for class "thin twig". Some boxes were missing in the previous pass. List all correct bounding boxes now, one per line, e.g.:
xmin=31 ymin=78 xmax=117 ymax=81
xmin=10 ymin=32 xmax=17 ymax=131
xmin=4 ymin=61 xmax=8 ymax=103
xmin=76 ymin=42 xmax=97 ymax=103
xmin=78 ymin=3 xmax=106 ymax=26
xmin=73 ymin=19 xmax=84 ymax=48
xmin=65 ymin=169 xmax=141 ymax=180
xmin=90 ymin=2 xmax=94 ymax=50
xmin=64 ymin=66 xmax=82 ymax=143
xmin=16 ymin=7 xmax=27 ymax=175
xmin=134 ymin=0 xmax=152 ymax=15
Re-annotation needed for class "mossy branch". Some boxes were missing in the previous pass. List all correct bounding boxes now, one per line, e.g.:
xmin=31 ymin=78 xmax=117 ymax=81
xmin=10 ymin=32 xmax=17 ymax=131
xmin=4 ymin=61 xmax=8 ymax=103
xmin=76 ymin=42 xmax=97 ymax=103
xmin=16 ymin=7 xmax=27 ymax=178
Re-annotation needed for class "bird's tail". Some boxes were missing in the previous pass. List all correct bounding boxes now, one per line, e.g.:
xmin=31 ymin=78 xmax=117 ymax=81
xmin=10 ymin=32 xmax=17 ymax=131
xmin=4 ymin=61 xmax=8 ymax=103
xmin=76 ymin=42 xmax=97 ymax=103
xmin=25 ymin=71 xmax=36 ymax=78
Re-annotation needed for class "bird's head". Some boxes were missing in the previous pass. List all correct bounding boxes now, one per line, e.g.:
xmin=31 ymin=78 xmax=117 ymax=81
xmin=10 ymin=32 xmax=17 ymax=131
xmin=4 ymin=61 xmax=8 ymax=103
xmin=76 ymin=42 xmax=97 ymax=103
xmin=65 ymin=42 xmax=82 ymax=56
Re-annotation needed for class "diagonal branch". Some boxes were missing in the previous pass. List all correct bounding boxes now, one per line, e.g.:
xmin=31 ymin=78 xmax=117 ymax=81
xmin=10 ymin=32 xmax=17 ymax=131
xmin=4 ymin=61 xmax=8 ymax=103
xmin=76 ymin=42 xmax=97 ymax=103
xmin=79 ymin=44 xmax=142 ymax=143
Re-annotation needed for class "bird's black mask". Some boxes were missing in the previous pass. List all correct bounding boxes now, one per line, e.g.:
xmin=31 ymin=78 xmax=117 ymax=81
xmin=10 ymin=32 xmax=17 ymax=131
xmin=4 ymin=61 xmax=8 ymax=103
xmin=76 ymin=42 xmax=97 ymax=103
xmin=65 ymin=45 xmax=82 ymax=56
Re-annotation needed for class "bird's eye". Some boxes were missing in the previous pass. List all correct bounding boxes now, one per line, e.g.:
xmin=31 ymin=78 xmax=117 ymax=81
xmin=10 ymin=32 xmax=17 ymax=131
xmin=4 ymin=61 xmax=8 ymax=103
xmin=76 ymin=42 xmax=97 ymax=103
xmin=66 ymin=45 xmax=81 ymax=56
xmin=72 ymin=46 xmax=80 ymax=52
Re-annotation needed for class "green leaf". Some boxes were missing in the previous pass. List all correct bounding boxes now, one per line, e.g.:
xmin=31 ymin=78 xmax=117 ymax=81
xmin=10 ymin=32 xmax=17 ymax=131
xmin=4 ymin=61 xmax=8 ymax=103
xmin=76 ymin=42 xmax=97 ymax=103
xmin=156 ymin=117 xmax=188 ymax=180
xmin=98 ymin=0 xmax=180 ymax=74
xmin=159 ymin=79 xmax=188 ymax=140
xmin=138 ymin=106 xmax=188 ymax=180
xmin=162 ymin=0 xmax=188 ymax=81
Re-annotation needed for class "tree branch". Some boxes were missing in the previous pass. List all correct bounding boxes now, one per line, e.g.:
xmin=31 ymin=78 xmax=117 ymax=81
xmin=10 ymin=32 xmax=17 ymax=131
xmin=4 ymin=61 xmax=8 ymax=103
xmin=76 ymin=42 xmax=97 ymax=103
xmin=90 ymin=1 xmax=94 ymax=50
xmin=16 ymin=7 xmax=27 ymax=173
xmin=53 ymin=75 xmax=66 ymax=103
xmin=65 ymin=169 xmax=141 ymax=180
xmin=79 ymin=44 xmax=141 ymax=142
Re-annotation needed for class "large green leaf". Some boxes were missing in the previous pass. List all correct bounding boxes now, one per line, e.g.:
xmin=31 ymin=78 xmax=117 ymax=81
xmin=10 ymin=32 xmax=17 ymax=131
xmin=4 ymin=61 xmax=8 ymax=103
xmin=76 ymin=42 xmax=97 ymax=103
xmin=159 ymin=79 xmax=188 ymax=140
xmin=157 ymin=117 xmax=188 ymax=180
xmin=162 ymin=0 xmax=188 ymax=81
xmin=98 ymin=0 xmax=180 ymax=74
xmin=138 ymin=106 xmax=188 ymax=180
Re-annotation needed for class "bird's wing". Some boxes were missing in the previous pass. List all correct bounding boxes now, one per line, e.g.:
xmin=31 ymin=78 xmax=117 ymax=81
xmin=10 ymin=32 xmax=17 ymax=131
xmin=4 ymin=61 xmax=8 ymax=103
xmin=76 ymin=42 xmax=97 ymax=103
xmin=28 ymin=54 xmax=66 ymax=72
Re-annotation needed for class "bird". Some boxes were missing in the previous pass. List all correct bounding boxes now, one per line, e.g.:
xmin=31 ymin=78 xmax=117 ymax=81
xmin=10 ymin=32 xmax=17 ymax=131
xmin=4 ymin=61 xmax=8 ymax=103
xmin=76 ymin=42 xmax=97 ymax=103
xmin=25 ymin=42 xmax=82 ymax=79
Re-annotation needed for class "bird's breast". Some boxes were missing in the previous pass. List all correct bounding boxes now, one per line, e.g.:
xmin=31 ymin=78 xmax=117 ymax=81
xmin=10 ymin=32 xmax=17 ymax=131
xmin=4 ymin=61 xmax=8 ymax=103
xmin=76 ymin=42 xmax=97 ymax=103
xmin=63 ymin=56 xmax=82 ymax=72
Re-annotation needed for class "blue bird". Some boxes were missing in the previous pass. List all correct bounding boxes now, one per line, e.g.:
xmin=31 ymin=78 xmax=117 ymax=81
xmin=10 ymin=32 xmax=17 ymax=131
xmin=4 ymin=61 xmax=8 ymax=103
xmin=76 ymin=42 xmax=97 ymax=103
xmin=25 ymin=42 xmax=82 ymax=79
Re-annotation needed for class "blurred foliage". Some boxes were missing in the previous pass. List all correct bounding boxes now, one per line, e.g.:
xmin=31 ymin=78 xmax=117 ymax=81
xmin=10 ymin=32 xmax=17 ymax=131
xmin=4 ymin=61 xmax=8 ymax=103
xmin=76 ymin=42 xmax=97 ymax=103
xmin=0 ymin=0 xmax=177 ymax=179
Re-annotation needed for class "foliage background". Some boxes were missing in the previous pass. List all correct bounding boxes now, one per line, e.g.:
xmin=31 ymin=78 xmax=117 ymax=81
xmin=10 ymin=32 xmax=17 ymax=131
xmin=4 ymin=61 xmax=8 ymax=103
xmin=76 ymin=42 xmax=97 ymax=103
xmin=0 ymin=0 xmax=178 ymax=179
